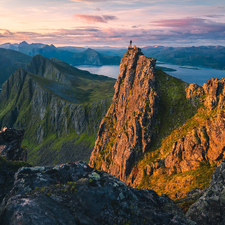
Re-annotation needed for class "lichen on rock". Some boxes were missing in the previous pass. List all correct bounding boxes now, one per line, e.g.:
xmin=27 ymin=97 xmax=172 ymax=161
xmin=0 ymin=161 xmax=195 ymax=225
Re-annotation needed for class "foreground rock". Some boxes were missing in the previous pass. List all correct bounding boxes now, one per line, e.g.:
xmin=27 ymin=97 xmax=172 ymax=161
xmin=0 ymin=127 xmax=26 ymax=161
xmin=0 ymin=156 xmax=29 ymax=205
xmin=186 ymin=160 xmax=225 ymax=224
xmin=0 ymin=161 xmax=195 ymax=225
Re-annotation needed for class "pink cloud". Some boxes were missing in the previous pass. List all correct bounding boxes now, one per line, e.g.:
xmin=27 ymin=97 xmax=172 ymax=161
xmin=75 ymin=15 xmax=106 ymax=23
xmin=74 ymin=14 xmax=118 ymax=24
xmin=0 ymin=19 xmax=225 ymax=47
xmin=151 ymin=18 xmax=205 ymax=27
xmin=151 ymin=17 xmax=225 ymax=34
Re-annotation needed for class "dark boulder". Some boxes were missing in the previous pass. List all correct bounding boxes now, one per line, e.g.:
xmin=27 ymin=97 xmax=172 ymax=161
xmin=186 ymin=160 xmax=225 ymax=224
xmin=0 ymin=127 xmax=27 ymax=161
xmin=0 ymin=156 xmax=29 ymax=205
xmin=0 ymin=161 xmax=196 ymax=225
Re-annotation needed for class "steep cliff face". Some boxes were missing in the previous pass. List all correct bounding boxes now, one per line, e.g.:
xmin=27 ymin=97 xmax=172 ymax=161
xmin=0 ymin=55 xmax=115 ymax=165
xmin=89 ymin=47 xmax=159 ymax=181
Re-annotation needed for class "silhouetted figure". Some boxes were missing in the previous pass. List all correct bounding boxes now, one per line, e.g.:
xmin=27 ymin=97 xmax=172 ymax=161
xmin=130 ymin=40 xmax=132 ymax=47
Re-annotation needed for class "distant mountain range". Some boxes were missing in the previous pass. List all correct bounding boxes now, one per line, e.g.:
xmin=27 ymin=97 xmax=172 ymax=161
xmin=1 ymin=41 xmax=224 ymax=70
xmin=142 ymin=46 xmax=225 ymax=70
xmin=0 ymin=41 xmax=121 ymax=67
xmin=88 ymin=45 xmax=225 ymax=70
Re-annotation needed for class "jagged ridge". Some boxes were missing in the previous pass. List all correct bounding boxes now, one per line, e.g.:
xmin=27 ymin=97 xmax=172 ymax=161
xmin=0 ymin=55 xmax=115 ymax=165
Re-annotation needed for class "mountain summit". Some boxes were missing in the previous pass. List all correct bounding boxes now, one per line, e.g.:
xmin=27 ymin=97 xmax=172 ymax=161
xmin=89 ymin=46 xmax=225 ymax=200
xmin=89 ymin=46 xmax=159 ymax=181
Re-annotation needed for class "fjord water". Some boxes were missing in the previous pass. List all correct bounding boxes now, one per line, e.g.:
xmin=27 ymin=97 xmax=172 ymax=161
xmin=77 ymin=63 xmax=225 ymax=86
xmin=76 ymin=65 xmax=120 ymax=79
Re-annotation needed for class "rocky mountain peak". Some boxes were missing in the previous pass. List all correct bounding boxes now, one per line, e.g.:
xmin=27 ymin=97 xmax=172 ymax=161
xmin=25 ymin=54 xmax=67 ymax=83
xmin=89 ymin=47 xmax=158 ymax=182
xmin=25 ymin=54 xmax=48 ymax=75
xmin=18 ymin=41 xmax=29 ymax=46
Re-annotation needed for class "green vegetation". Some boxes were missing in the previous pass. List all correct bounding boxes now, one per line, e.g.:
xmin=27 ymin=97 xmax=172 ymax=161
xmin=0 ymin=55 xmax=115 ymax=166
xmin=138 ymin=164 xmax=217 ymax=199
xmin=0 ymin=156 xmax=30 ymax=169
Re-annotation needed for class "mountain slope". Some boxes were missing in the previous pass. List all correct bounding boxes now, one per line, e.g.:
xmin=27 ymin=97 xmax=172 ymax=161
xmin=0 ymin=55 xmax=116 ymax=165
xmin=0 ymin=48 xmax=31 ymax=87
xmin=70 ymin=48 xmax=121 ymax=65
xmin=90 ymin=47 xmax=225 ymax=201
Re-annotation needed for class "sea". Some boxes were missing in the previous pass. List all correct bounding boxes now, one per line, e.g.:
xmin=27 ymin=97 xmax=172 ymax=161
xmin=76 ymin=63 xmax=225 ymax=86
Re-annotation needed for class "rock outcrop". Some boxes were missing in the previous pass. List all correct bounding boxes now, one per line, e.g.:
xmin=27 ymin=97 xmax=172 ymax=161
xmin=164 ymin=78 xmax=225 ymax=174
xmin=186 ymin=160 xmax=225 ymax=225
xmin=0 ymin=127 xmax=26 ymax=161
xmin=0 ymin=161 xmax=195 ymax=225
xmin=89 ymin=47 xmax=159 ymax=182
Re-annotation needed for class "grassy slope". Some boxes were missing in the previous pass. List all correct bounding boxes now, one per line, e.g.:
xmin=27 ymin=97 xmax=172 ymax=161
xmin=34 ymin=57 xmax=116 ymax=103
xmin=136 ymin=69 xmax=219 ymax=201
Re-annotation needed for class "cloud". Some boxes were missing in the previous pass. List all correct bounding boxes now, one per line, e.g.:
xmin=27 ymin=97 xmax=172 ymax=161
xmin=152 ymin=18 xmax=205 ymax=27
xmin=102 ymin=15 xmax=118 ymax=21
xmin=204 ymin=14 xmax=224 ymax=18
xmin=151 ymin=17 xmax=225 ymax=33
xmin=71 ymin=0 xmax=106 ymax=2
xmin=74 ymin=14 xmax=118 ymax=23
xmin=75 ymin=14 xmax=106 ymax=23
xmin=0 ymin=17 xmax=225 ymax=47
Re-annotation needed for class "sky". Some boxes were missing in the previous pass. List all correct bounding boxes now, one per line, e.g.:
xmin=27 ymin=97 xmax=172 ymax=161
xmin=0 ymin=0 xmax=225 ymax=47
